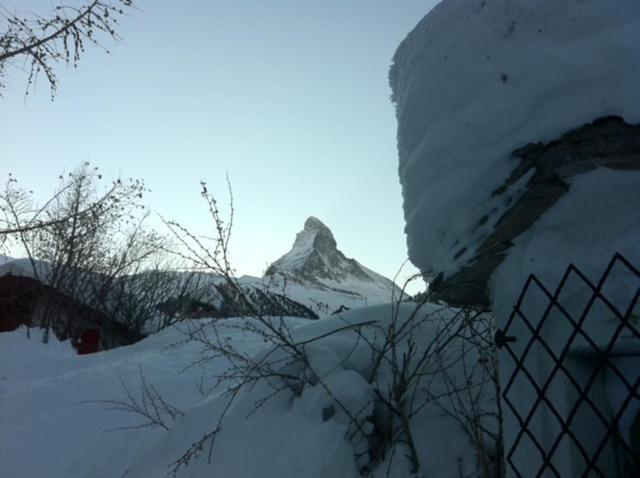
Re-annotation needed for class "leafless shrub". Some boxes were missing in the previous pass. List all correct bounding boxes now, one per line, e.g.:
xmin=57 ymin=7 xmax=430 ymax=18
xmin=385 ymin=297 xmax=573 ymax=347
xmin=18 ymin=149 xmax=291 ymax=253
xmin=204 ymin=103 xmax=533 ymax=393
xmin=101 ymin=259 xmax=207 ymax=334
xmin=159 ymin=181 xmax=379 ymax=473
xmin=0 ymin=164 xmax=200 ymax=346
xmin=346 ymin=280 xmax=502 ymax=477
xmin=86 ymin=367 xmax=183 ymax=431
xmin=429 ymin=312 xmax=504 ymax=477
xmin=159 ymin=180 xmax=504 ymax=477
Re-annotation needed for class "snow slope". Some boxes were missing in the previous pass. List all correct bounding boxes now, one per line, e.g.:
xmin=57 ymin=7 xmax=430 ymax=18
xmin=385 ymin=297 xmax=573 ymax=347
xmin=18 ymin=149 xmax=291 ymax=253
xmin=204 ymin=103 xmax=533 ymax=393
xmin=2 ymin=304 xmax=493 ymax=478
xmin=390 ymin=0 xmax=640 ymax=281
xmin=0 ymin=319 xmax=307 ymax=478
xmin=0 ymin=257 xmax=45 ymax=276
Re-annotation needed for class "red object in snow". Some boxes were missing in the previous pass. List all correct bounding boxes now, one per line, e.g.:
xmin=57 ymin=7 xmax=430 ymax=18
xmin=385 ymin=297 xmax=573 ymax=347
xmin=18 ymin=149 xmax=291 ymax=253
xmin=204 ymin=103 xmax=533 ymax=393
xmin=77 ymin=328 xmax=100 ymax=354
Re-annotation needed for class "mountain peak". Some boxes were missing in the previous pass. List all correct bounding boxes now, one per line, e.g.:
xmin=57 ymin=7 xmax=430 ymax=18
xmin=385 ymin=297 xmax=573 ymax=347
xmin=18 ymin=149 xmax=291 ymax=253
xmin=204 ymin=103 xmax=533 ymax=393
xmin=304 ymin=216 xmax=330 ymax=234
xmin=263 ymin=217 xmax=403 ymax=314
xmin=295 ymin=216 xmax=336 ymax=254
xmin=265 ymin=217 xmax=337 ymax=278
xmin=266 ymin=217 xmax=382 ymax=284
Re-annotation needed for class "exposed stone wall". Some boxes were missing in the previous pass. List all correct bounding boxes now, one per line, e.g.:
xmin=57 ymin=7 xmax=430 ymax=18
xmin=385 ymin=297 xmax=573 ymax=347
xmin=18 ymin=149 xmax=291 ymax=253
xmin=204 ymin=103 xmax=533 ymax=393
xmin=429 ymin=116 xmax=640 ymax=307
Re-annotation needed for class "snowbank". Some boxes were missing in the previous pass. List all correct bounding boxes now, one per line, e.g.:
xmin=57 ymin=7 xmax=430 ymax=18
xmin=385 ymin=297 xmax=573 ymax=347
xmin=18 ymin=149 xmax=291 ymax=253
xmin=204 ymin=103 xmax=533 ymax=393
xmin=0 ymin=319 xmax=306 ymax=478
xmin=390 ymin=0 xmax=640 ymax=280
xmin=2 ymin=305 xmax=496 ymax=478
xmin=126 ymin=304 xmax=495 ymax=478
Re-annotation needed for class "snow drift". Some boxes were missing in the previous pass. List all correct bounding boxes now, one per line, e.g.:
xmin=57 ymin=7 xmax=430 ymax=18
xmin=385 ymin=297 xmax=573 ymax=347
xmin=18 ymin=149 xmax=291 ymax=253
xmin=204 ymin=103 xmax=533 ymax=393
xmin=390 ymin=0 xmax=640 ymax=291
xmin=2 ymin=305 xmax=497 ymax=478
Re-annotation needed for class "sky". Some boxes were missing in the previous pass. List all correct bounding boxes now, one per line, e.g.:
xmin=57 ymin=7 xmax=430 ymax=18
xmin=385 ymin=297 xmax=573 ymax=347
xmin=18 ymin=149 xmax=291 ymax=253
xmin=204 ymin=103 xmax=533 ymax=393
xmin=0 ymin=1 xmax=438 ymax=293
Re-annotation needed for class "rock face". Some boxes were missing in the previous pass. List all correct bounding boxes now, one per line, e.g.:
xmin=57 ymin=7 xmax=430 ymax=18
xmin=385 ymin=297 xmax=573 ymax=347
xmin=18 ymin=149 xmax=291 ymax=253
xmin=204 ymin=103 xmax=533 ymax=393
xmin=264 ymin=217 xmax=402 ymax=314
xmin=429 ymin=116 xmax=640 ymax=306
xmin=266 ymin=217 xmax=378 ymax=283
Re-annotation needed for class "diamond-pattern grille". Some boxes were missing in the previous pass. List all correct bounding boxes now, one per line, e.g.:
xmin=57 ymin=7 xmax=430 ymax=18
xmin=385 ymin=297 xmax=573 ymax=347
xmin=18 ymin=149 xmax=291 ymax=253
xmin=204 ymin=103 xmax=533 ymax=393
xmin=496 ymin=253 xmax=640 ymax=477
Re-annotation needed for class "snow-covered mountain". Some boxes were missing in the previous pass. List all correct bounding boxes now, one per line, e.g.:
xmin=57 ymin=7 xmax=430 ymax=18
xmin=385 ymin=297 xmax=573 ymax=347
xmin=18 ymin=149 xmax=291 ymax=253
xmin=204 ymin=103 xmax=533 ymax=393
xmin=0 ymin=218 xmax=402 ymax=320
xmin=261 ymin=217 xmax=403 ymax=315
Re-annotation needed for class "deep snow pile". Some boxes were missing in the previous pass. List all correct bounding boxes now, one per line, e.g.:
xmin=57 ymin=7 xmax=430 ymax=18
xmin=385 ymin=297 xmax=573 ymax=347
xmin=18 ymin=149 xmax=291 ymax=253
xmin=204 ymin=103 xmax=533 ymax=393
xmin=390 ymin=0 xmax=640 ymax=284
xmin=126 ymin=304 xmax=496 ymax=478
xmin=491 ymin=168 xmax=640 ymax=316
xmin=1 ymin=304 xmax=496 ymax=478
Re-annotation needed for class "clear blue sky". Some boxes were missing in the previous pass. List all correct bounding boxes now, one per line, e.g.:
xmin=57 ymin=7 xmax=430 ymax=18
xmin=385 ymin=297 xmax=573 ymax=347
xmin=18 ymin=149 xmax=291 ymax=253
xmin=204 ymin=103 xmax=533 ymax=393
xmin=0 ymin=1 xmax=438 ymax=291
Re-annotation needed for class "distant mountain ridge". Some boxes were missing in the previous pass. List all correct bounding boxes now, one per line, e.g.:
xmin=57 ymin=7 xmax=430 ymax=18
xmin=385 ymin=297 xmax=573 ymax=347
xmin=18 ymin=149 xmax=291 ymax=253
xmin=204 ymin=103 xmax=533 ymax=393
xmin=0 ymin=218 xmax=403 ymax=319
xmin=0 ymin=259 xmax=318 ymax=322
xmin=0 ymin=254 xmax=14 ymax=266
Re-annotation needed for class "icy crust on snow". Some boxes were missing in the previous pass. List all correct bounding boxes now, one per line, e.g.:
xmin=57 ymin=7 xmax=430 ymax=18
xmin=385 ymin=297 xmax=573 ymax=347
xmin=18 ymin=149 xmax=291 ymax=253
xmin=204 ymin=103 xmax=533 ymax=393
xmin=390 ymin=0 xmax=640 ymax=279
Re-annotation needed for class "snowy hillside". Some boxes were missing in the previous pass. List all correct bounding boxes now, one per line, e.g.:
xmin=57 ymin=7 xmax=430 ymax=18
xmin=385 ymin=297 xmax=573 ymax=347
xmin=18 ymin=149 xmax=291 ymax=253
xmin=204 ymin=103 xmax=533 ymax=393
xmin=1 ymin=304 xmax=493 ymax=478
xmin=0 ymin=257 xmax=317 ymax=325
xmin=0 ymin=254 xmax=13 ymax=265
xmin=263 ymin=217 xmax=404 ymax=314
xmin=0 ymin=257 xmax=43 ymax=276
xmin=0 ymin=319 xmax=305 ymax=478
xmin=390 ymin=0 xmax=640 ymax=301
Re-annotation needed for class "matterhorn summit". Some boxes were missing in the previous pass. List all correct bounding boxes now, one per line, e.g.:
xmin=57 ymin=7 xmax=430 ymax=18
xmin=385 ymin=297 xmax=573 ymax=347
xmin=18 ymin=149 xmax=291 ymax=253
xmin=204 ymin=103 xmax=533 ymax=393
xmin=263 ymin=217 xmax=403 ymax=315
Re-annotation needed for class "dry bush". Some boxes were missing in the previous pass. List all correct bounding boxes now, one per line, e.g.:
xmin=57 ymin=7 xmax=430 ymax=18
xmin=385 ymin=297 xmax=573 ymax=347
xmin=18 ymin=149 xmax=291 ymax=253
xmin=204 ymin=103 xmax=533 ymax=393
xmin=160 ymin=180 xmax=504 ymax=477
xmin=0 ymin=164 xmax=202 ymax=345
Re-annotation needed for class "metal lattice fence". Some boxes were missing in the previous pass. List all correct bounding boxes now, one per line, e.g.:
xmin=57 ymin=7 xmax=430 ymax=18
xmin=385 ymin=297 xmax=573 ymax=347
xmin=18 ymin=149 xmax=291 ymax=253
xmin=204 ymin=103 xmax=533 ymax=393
xmin=495 ymin=253 xmax=640 ymax=477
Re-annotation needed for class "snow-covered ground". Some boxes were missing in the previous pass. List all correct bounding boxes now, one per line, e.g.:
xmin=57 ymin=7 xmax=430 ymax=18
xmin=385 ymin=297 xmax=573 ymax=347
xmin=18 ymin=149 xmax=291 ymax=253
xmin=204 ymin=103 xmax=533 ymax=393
xmin=0 ymin=319 xmax=306 ymax=478
xmin=1 ymin=304 xmax=494 ymax=478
